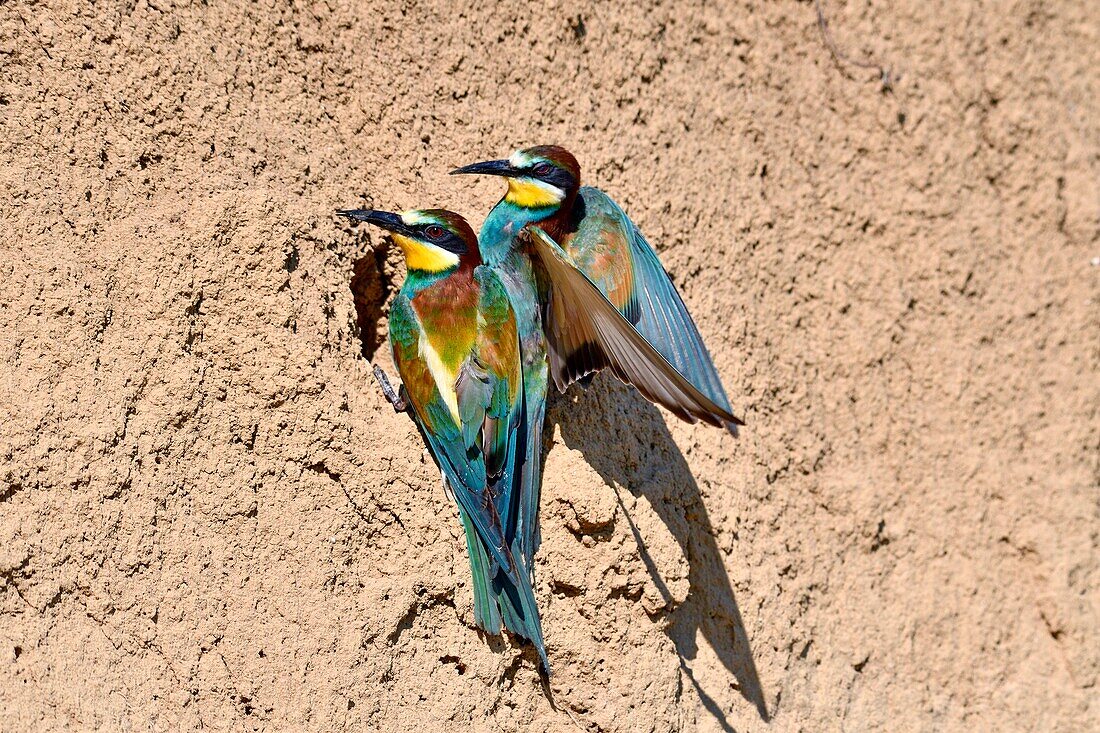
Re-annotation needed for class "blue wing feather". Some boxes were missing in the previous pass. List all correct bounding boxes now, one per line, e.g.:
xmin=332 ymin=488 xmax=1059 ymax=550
xmin=577 ymin=187 xmax=736 ymax=421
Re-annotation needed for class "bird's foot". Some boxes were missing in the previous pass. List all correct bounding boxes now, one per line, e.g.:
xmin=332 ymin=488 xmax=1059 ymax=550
xmin=373 ymin=364 xmax=408 ymax=412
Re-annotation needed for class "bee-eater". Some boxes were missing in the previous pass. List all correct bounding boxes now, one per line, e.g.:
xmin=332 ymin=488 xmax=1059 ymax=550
xmin=452 ymin=146 xmax=744 ymax=434
xmin=337 ymin=207 xmax=549 ymax=672
xmin=448 ymin=172 xmax=552 ymax=579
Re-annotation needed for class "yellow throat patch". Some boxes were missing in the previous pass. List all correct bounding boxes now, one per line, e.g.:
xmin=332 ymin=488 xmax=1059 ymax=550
xmin=505 ymin=177 xmax=565 ymax=208
xmin=392 ymin=233 xmax=460 ymax=273
xmin=417 ymin=330 xmax=462 ymax=424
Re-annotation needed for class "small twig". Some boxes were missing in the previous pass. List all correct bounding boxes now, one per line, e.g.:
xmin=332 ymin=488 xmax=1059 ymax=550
xmin=815 ymin=0 xmax=895 ymax=90
xmin=372 ymin=363 xmax=408 ymax=412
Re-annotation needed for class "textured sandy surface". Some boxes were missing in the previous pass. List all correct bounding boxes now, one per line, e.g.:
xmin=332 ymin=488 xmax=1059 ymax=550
xmin=1 ymin=0 xmax=1098 ymax=731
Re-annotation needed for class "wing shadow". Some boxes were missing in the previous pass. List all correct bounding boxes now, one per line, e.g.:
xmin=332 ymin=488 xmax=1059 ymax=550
xmin=547 ymin=375 xmax=768 ymax=725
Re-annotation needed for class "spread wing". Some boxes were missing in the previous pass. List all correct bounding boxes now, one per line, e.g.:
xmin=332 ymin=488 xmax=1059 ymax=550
xmin=529 ymin=226 xmax=742 ymax=431
xmin=554 ymin=188 xmax=742 ymax=432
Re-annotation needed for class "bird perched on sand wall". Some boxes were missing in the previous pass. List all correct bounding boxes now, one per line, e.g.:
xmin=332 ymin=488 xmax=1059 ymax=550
xmin=452 ymin=145 xmax=744 ymax=440
xmin=337 ymin=207 xmax=549 ymax=672
xmin=448 ymin=159 xmax=553 ymax=580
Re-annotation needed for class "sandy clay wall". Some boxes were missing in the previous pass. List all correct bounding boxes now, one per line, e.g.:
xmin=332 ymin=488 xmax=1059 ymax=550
xmin=1 ymin=0 xmax=1097 ymax=730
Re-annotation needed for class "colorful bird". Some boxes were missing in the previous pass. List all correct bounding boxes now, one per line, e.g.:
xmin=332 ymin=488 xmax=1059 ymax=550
xmin=447 ymin=170 xmax=552 ymax=578
xmin=452 ymin=145 xmax=744 ymax=434
xmin=337 ymin=207 xmax=549 ymax=672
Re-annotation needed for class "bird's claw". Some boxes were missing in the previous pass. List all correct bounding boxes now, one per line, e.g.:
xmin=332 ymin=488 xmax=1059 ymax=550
xmin=373 ymin=364 xmax=408 ymax=413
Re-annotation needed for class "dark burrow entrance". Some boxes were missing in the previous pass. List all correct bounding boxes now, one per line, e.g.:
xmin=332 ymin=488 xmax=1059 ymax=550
xmin=349 ymin=238 xmax=394 ymax=361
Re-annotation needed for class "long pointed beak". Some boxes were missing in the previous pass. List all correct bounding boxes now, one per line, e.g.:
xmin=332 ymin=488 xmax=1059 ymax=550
xmin=336 ymin=209 xmax=411 ymax=236
xmin=449 ymin=159 xmax=519 ymax=178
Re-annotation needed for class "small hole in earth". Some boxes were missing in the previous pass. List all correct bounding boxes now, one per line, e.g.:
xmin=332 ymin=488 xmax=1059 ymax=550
xmin=350 ymin=249 xmax=391 ymax=361
xmin=440 ymin=654 xmax=466 ymax=675
xmin=283 ymin=245 xmax=300 ymax=273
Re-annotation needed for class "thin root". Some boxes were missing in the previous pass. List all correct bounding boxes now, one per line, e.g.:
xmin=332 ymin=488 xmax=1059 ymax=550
xmin=815 ymin=0 xmax=897 ymax=91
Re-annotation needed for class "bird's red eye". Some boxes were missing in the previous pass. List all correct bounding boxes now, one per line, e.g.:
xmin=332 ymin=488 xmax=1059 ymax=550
xmin=424 ymin=225 xmax=445 ymax=240
xmin=532 ymin=162 xmax=552 ymax=176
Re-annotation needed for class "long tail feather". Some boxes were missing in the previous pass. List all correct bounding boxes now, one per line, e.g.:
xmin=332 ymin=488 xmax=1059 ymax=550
xmin=493 ymin=554 xmax=550 ymax=673
xmin=461 ymin=528 xmax=550 ymax=673
xmin=459 ymin=507 xmax=502 ymax=634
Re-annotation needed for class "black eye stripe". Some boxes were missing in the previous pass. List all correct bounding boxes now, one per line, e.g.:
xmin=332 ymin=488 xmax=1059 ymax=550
xmin=416 ymin=223 xmax=467 ymax=254
xmin=525 ymin=161 xmax=576 ymax=191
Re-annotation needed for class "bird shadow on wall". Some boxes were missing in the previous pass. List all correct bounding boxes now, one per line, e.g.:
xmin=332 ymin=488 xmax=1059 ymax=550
xmin=548 ymin=378 xmax=769 ymax=728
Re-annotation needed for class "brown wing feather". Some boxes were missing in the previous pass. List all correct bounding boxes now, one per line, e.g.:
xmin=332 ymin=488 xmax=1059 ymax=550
xmin=528 ymin=227 xmax=741 ymax=429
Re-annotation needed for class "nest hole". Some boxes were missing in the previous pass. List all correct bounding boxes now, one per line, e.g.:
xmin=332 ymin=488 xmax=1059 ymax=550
xmin=350 ymin=240 xmax=395 ymax=361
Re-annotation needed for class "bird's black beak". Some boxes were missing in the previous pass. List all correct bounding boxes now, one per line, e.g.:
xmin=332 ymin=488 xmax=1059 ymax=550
xmin=336 ymin=209 xmax=412 ymax=236
xmin=449 ymin=159 xmax=520 ymax=178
